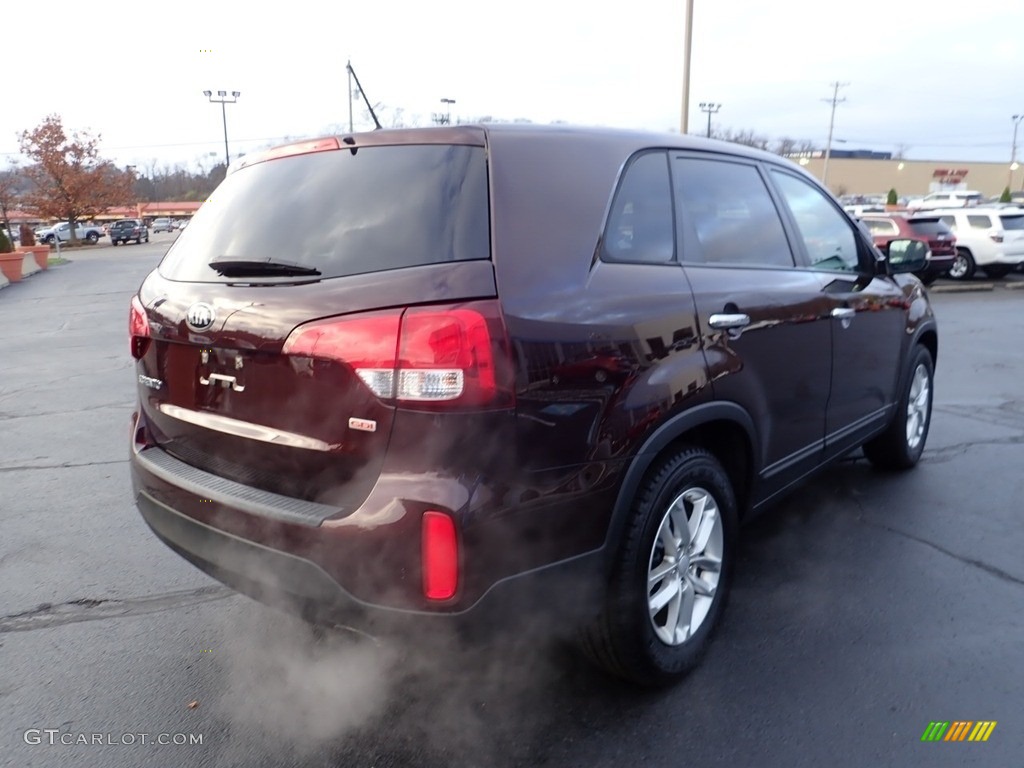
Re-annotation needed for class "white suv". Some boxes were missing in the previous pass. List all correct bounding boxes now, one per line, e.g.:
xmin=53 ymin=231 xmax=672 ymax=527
xmin=936 ymin=208 xmax=1024 ymax=279
xmin=906 ymin=190 xmax=983 ymax=211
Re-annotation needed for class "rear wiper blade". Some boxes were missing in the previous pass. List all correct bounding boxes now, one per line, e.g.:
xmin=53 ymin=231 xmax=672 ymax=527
xmin=207 ymin=259 xmax=322 ymax=277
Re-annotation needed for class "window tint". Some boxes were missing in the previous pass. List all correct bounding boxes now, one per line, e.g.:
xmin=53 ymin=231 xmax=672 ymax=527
xmin=862 ymin=218 xmax=898 ymax=236
xmin=602 ymin=152 xmax=674 ymax=263
xmin=999 ymin=215 xmax=1024 ymax=230
xmin=159 ymin=145 xmax=490 ymax=282
xmin=967 ymin=215 xmax=992 ymax=229
xmin=771 ymin=171 xmax=859 ymax=271
xmin=672 ymin=157 xmax=793 ymax=267
xmin=938 ymin=215 xmax=956 ymax=229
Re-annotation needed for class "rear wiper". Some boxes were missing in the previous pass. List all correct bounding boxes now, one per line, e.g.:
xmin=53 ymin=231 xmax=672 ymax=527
xmin=207 ymin=258 xmax=322 ymax=277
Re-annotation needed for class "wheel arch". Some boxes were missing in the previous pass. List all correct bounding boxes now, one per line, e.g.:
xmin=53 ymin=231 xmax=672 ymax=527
xmin=601 ymin=402 xmax=757 ymax=570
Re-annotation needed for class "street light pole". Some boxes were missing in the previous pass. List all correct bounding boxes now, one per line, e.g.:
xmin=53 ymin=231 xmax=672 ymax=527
xmin=699 ymin=102 xmax=720 ymax=138
xmin=441 ymin=98 xmax=456 ymax=125
xmin=1010 ymin=114 xmax=1024 ymax=191
xmin=203 ymin=90 xmax=241 ymax=171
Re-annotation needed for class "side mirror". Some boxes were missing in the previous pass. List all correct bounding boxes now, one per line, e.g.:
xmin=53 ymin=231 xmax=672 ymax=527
xmin=885 ymin=238 xmax=929 ymax=274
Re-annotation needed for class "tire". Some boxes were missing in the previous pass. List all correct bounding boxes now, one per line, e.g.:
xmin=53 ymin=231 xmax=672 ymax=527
xmin=918 ymin=273 xmax=938 ymax=287
xmin=44 ymin=235 xmax=55 ymax=245
xmin=580 ymin=446 xmax=737 ymax=687
xmin=863 ymin=345 xmax=934 ymax=470
xmin=136 ymin=236 xmax=142 ymax=244
xmin=947 ymin=248 xmax=975 ymax=280
xmin=86 ymin=232 xmax=99 ymax=244
xmin=984 ymin=265 xmax=1011 ymax=279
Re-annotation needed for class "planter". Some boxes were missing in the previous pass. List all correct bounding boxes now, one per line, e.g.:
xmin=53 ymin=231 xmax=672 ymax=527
xmin=17 ymin=245 xmax=50 ymax=269
xmin=0 ymin=252 xmax=23 ymax=282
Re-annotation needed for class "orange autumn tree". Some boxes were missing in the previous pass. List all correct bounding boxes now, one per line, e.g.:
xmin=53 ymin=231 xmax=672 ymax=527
xmin=18 ymin=115 xmax=134 ymax=244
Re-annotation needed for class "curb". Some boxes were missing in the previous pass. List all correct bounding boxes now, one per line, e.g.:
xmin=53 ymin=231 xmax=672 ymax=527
xmin=1004 ymin=281 xmax=1024 ymax=290
xmin=929 ymin=283 xmax=995 ymax=293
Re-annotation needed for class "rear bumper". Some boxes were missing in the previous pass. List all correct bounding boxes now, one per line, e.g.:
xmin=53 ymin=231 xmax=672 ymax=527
xmin=130 ymin=417 xmax=617 ymax=634
xmin=135 ymin=485 xmax=604 ymax=636
xmin=922 ymin=253 xmax=955 ymax=275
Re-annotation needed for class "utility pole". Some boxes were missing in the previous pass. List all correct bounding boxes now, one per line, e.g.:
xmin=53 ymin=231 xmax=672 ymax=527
xmin=699 ymin=102 xmax=721 ymax=138
xmin=680 ymin=0 xmax=694 ymax=134
xmin=821 ymin=81 xmax=848 ymax=188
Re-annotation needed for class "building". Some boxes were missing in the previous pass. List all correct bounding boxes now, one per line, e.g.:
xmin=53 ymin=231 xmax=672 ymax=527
xmin=788 ymin=153 xmax=1019 ymax=199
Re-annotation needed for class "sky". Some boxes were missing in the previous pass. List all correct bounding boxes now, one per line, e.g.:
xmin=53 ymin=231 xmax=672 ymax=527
xmin=2 ymin=0 xmax=1021 ymax=175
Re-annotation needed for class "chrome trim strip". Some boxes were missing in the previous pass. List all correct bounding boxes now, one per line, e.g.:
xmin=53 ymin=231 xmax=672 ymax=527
xmin=157 ymin=404 xmax=337 ymax=451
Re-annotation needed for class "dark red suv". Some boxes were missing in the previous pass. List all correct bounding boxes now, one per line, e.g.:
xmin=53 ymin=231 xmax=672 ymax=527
xmin=130 ymin=126 xmax=938 ymax=686
xmin=859 ymin=213 xmax=956 ymax=284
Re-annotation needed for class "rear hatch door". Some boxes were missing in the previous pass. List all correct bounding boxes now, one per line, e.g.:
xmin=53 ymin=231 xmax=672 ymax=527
xmin=135 ymin=133 xmax=494 ymax=507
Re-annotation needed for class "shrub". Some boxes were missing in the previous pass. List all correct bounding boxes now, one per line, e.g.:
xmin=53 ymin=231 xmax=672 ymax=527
xmin=1000 ymin=186 xmax=1012 ymax=203
xmin=0 ymin=229 xmax=12 ymax=254
xmin=19 ymin=224 xmax=35 ymax=246
xmin=887 ymin=188 xmax=898 ymax=206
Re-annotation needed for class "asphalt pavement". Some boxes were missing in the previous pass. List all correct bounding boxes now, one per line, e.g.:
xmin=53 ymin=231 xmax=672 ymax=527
xmin=1 ymin=243 xmax=1022 ymax=767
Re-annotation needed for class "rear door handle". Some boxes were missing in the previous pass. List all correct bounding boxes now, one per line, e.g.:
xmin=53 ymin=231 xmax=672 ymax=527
xmin=708 ymin=313 xmax=751 ymax=330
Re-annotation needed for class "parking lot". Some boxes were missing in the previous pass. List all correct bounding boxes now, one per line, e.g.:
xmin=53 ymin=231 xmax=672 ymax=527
xmin=1 ymin=243 xmax=1022 ymax=768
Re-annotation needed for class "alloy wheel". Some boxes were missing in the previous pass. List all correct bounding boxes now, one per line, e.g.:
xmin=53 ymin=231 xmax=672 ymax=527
xmin=906 ymin=363 xmax=930 ymax=451
xmin=647 ymin=487 xmax=723 ymax=646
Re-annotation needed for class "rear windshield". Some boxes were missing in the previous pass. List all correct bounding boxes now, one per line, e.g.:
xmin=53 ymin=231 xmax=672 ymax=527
xmin=113 ymin=220 xmax=137 ymax=228
xmin=907 ymin=218 xmax=952 ymax=237
xmin=999 ymin=215 xmax=1024 ymax=230
xmin=158 ymin=144 xmax=490 ymax=282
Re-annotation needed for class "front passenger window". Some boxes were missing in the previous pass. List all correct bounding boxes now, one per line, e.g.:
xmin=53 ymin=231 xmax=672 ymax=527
xmin=771 ymin=171 xmax=860 ymax=272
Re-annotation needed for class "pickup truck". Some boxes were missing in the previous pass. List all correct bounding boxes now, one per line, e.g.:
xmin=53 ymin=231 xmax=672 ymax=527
xmin=34 ymin=222 xmax=105 ymax=245
xmin=109 ymin=219 xmax=150 ymax=245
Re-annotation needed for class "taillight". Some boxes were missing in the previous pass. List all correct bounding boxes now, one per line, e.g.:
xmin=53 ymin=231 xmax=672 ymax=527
xmin=282 ymin=300 xmax=514 ymax=409
xmin=422 ymin=511 xmax=458 ymax=600
xmin=129 ymin=295 xmax=151 ymax=359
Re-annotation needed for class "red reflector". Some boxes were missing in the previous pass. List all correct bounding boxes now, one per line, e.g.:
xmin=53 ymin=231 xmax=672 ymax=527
xmin=129 ymin=295 xmax=151 ymax=359
xmin=422 ymin=511 xmax=458 ymax=600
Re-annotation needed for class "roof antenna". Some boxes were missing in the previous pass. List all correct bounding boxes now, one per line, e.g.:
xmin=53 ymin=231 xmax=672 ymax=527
xmin=345 ymin=61 xmax=382 ymax=130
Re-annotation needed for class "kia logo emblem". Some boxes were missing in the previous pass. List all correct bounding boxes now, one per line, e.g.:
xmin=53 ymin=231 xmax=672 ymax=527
xmin=186 ymin=302 xmax=216 ymax=332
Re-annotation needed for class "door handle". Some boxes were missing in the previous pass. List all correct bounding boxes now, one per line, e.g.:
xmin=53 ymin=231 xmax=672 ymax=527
xmin=831 ymin=307 xmax=856 ymax=329
xmin=708 ymin=313 xmax=751 ymax=330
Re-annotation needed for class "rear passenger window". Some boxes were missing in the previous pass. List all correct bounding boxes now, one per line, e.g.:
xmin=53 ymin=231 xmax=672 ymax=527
xmin=862 ymin=218 xmax=898 ymax=236
xmin=602 ymin=152 xmax=675 ymax=263
xmin=771 ymin=171 xmax=860 ymax=272
xmin=672 ymin=157 xmax=794 ymax=267
xmin=968 ymin=215 xmax=992 ymax=229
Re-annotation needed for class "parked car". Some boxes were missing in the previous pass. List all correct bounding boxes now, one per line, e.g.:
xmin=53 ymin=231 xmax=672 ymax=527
xmin=934 ymin=208 xmax=1024 ymax=279
xmin=176 ymin=219 xmax=190 ymax=230
xmin=858 ymin=213 xmax=956 ymax=284
xmin=906 ymin=190 xmax=983 ymax=211
xmin=151 ymin=218 xmax=175 ymax=233
xmin=129 ymin=125 xmax=937 ymax=687
xmin=34 ymin=221 xmax=105 ymax=244
xmin=110 ymin=219 xmax=150 ymax=245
